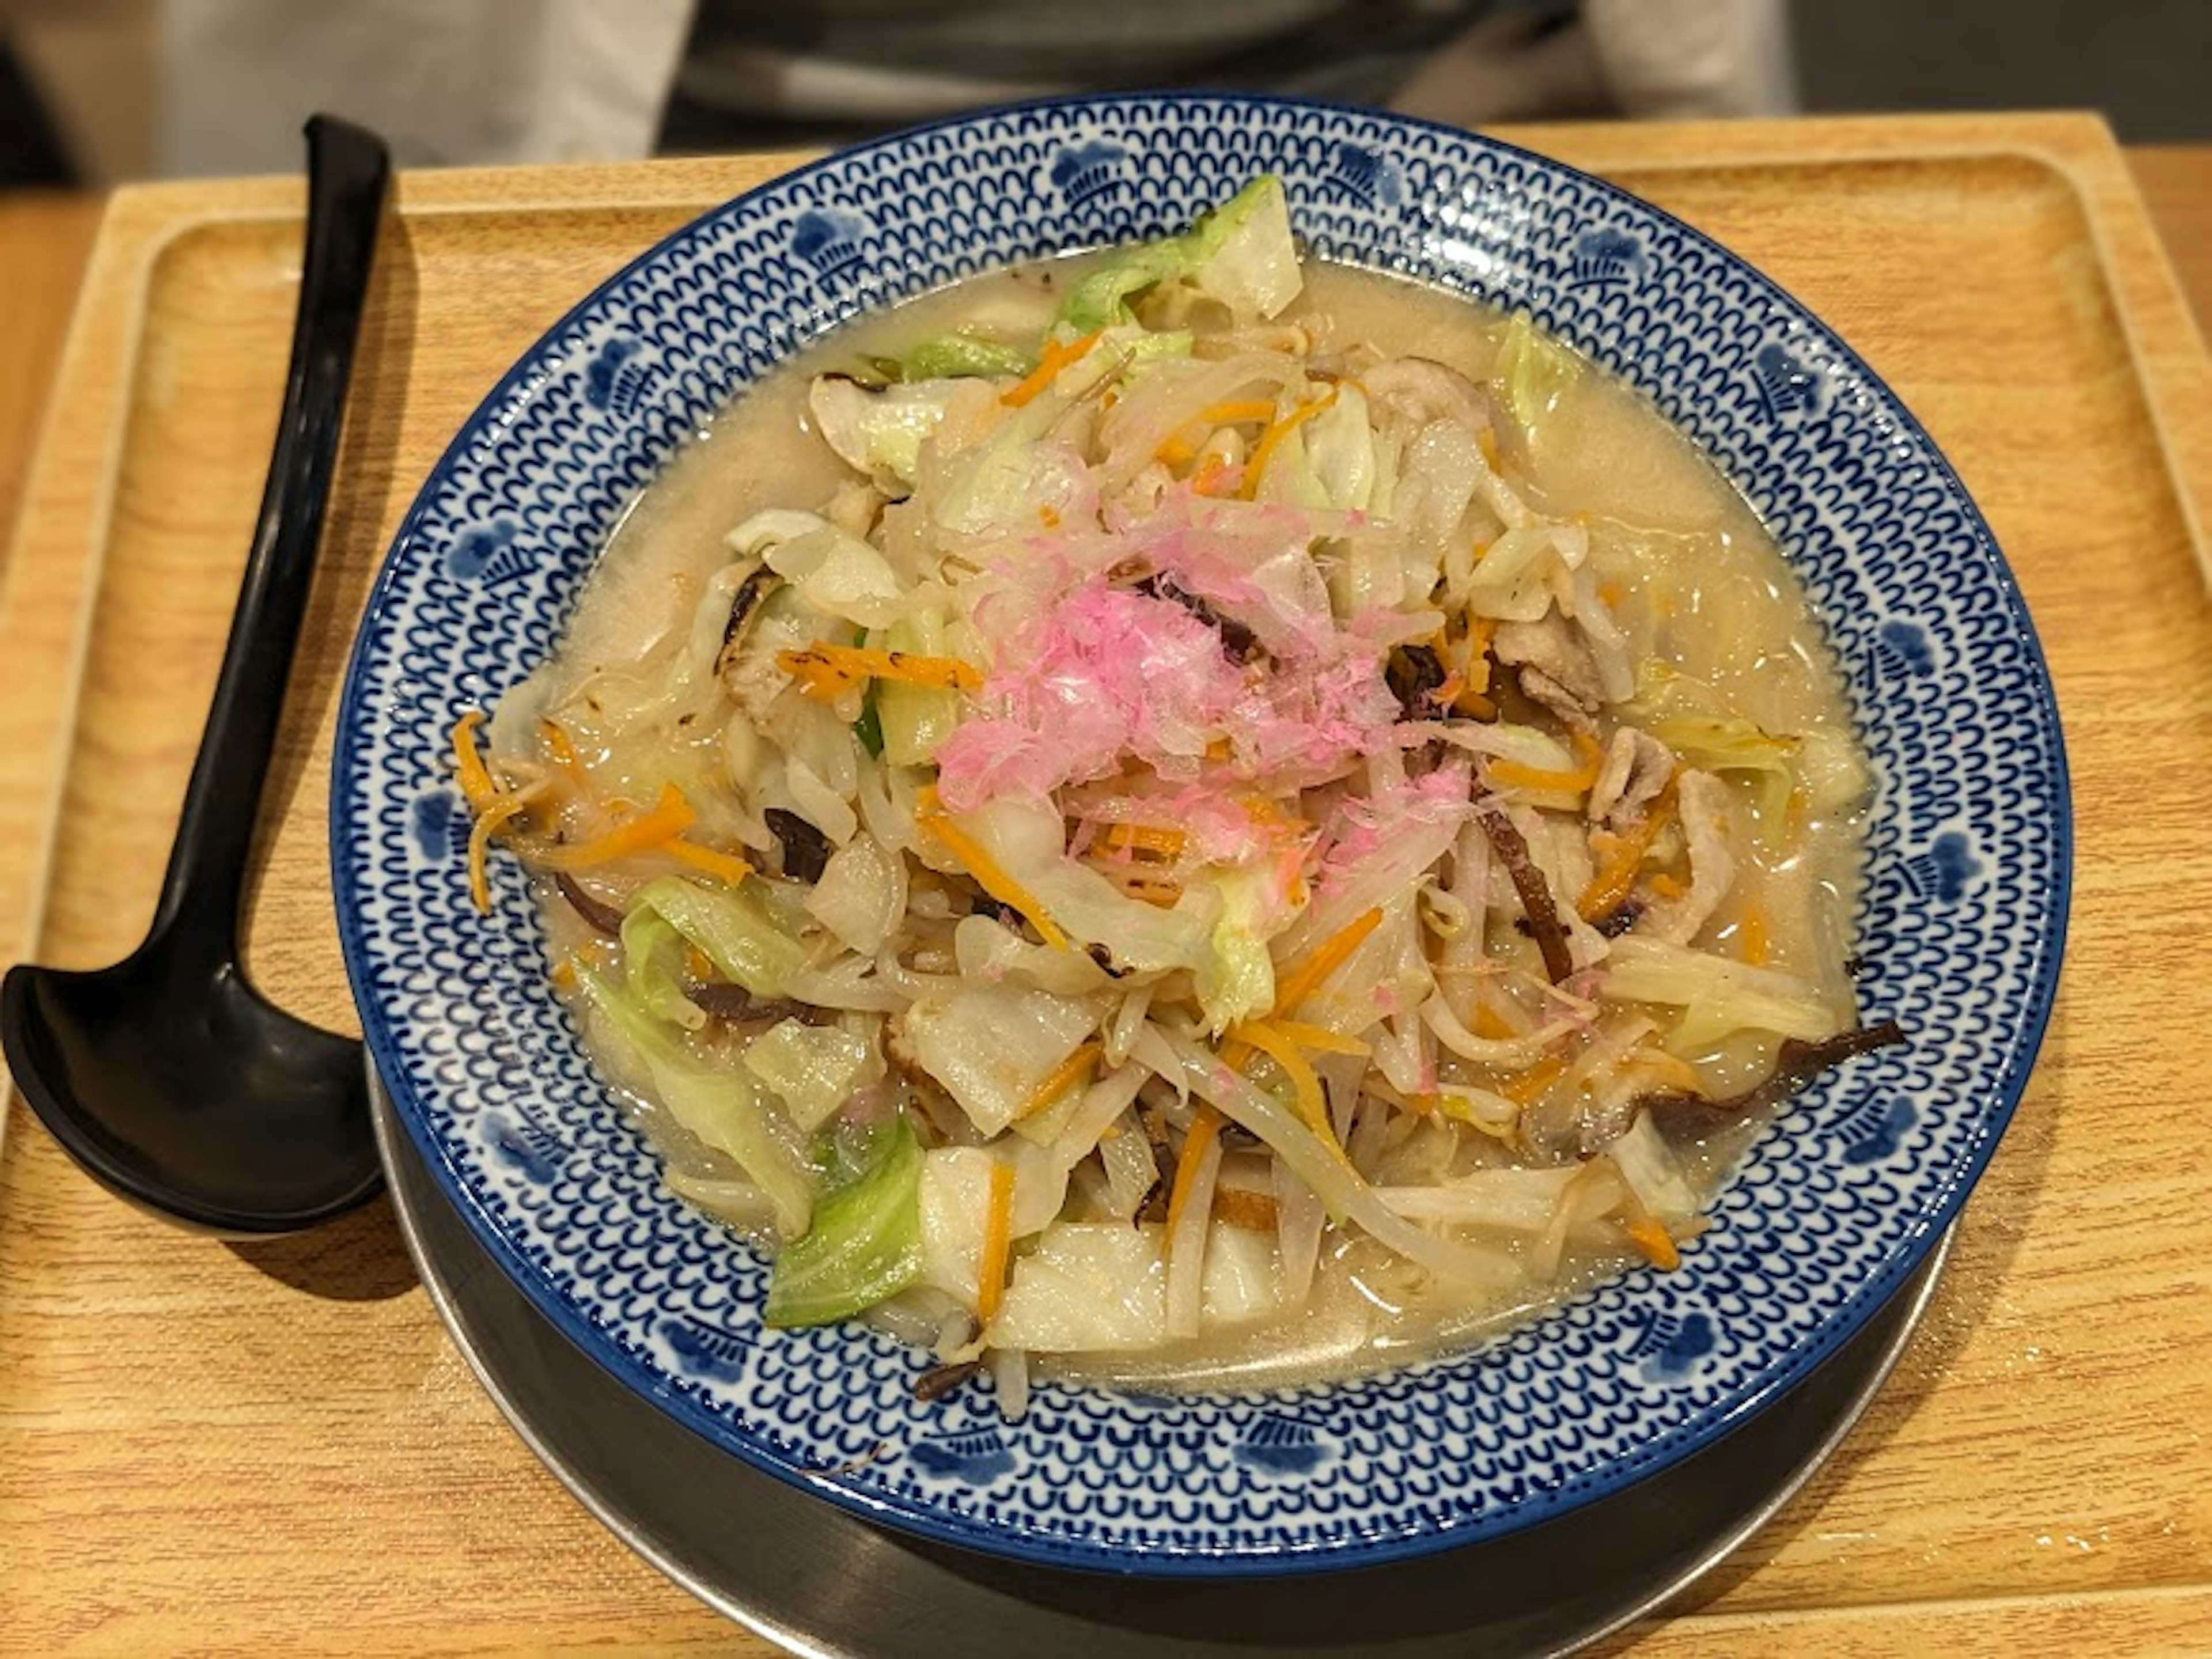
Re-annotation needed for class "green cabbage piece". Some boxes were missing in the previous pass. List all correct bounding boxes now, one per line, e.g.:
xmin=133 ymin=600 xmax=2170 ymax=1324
xmin=764 ymin=1112 xmax=925 ymax=1327
xmin=876 ymin=610 xmax=961 ymax=767
xmin=623 ymin=875 xmax=806 ymax=997
xmin=1195 ymin=865 xmax=1282 ymax=1035
xmin=574 ymin=962 xmax=816 ymax=1237
xmin=1490 ymin=310 xmax=1580 ymax=440
xmin=1058 ymin=176 xmax=1301 ymax=332
xmin=619 ymin=907 xmax=705 ymax=1032
xmin=899 ymin=332 xmax=1033 ymax=381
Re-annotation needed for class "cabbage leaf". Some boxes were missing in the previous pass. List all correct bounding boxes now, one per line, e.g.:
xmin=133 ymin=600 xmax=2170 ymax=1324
xmin=1058 ymin=176 xmax=1301 ymax=332
xmin=575 ymin=962 xmax=816 ymax=1237
xmin=764 ymin=1112 xmax=924 ymax=1327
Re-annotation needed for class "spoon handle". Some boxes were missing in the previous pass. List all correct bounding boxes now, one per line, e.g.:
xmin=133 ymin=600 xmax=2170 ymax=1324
xmin=149 ymin=115 xmax=389 ymax=952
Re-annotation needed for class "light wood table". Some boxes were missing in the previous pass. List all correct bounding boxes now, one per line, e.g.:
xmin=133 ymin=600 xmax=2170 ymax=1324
xmin=2 ymin=115 xmax=2209 ymax=1656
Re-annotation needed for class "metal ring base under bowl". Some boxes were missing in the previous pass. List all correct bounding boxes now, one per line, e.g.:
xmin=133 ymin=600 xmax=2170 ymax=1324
xmin=371 ymin=1066 xmax=1950 ymax=1658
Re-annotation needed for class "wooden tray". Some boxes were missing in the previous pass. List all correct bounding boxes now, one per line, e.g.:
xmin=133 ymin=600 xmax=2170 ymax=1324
xmin=3 ymin=114 xmax=2210 ymax=1654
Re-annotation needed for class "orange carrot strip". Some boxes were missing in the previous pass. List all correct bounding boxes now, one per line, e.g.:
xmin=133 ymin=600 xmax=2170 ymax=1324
xmin=1499 ymin=1054 xmax=1566 ymax=1106
xmin=1271 ymin=906 xmax=1385 ymax=1018
xmin=1734 ymin=905 xmax=1771 ymax=965
xmin=1240 ymin=388 xmax=1339 ymax=500
xmin=1461 ymin=616 xmax=1497 ymax=696
xmin=1001 ymin=328 xmax=1102 ymax=408
xmin=1577 ymin=792 xmax=1676 ymax=920
xmin=778 ymin=643 xmax=983 ymax=700
xmin=532 ymin=783 xmax=695 ymax=871
xmin=1199 ymin=398 xmax=1279 ymax=426
xmin=465 ymin=794 xmax=528 ymax=913
xmin=1486 ymin=730 xmax=1605 ymax=797
xmin=451 ymin=710 xmax=498 ymax=807
xmin=537 ymin=717 xmax=590 ymax=791
xmin=1227 ymin=1021 xmax=1334 ymax=1143
xmin=917 ymin=797 xmax=1072 ymax=952
xmin=1013 ymin=1040 xmax=1101 ymax=1124
xmin=1164 ymin=1106 xmax=1224 ymax=1234
xmin=1469 ymin=995 xmax=1520 ymax=1041
xmin=1616 ymin=1177 xmax=1681 ymax=1271
xmin=665 ymin=838 xmax=753 ymax=886
xmin=978 ymin=1162 xmax=1017 ymax=1321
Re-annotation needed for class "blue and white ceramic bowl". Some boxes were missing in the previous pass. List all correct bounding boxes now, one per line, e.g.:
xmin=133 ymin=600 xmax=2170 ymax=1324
xmin=332 ymin=94 xmax=2069 ymax=1575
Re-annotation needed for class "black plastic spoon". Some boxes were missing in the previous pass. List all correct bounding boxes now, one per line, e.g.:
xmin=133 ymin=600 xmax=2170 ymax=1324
xmin=1 ymin=115 xmax=389 ymax=1234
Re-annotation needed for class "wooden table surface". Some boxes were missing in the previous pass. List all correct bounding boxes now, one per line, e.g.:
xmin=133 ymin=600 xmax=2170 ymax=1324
xmin=1 ymin=116 xmax=2208 ymax=1656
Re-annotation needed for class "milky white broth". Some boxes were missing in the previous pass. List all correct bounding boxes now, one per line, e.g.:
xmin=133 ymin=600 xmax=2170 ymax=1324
xmin=509 ymin=253 xmax=1868 ymax=1392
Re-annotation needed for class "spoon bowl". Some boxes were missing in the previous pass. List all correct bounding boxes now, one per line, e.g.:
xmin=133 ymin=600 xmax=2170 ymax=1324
xmin=3 ymin=950 xmax=377 ymax=1232
xmin=0 ymin=115 xmax=389 ymax=1235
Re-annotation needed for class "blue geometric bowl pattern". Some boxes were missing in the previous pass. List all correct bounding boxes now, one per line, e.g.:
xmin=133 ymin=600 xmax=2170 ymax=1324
xmin=331 ymin=94 xmax=2070 ymax=1575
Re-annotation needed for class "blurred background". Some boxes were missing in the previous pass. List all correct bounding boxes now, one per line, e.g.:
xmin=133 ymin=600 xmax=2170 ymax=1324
xmin=1 ymin=0 xmax=2206 ymax=187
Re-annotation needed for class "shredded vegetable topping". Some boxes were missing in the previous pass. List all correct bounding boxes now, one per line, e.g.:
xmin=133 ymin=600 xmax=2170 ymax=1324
xmin=452 ymin=177 xmax=1894 ymax=1410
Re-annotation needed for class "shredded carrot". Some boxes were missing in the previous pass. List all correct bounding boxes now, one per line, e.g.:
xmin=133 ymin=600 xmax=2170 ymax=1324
xmin=452 ymin=710 xmax=532 ymax=911
xmin=1000 ymin=328 xmax=1102 ymax=408
xmin=451 ymin=710 xmax=498 ymax=808
xmin=537 ymin=717 xmax=592 ymax=792
xmin=1577 ymin=792 xmax=1676 ymax=920
xmin=1013 ymin=1040 xmax=1101 ymax=1123
xmin=1735 ymin=906 xmax=1771 ymax=965
xmin=1039 ymin=503 xmax=1062 ymax=529
xmin=465 ymin=794 xmax=528 ymax=913
xmin=684 ymin=945 xmax=714 ymax=980
xmin=1648 ymin=872 xmax=1686 ymax=900
xmin=1228 ymin=1020 xmax=1334 ymax=1143
xmin=1461 ymin=616 xmax=1497 ymax=696
xmin=1264 ymin=1018 xmax=1371 ymax=1059
xmin=1616 ymin=1179 xmax=1681 ymax=1270
xmin=1240 ymin=388 xmax=1338 ymax=500
xmin=1157 ymin=399 xmax=1283 ymax=467
xmin=548 ymin=958 xmax=578 ymax=992
xmin=977 ymin=1161 xmax=1017 ymax=1321
xmin=916 ymin=793 xmax=1071 ymax=952
xmin=1165 ymin=1105 xmax=1225 ymax=1235
xmin=778 ymin=643 xmax=982 ymax=700
xmin=532 ymin=783 xmax=695 ymax=871
xmin=1470 ymin=999 xmax=1519 ymax=1041
xmin=1271 ymin=906 xmax=1384 ymax=1018
xmin=1201 ymin=398 xmax=1279 ymax=426
xmin=666 ymin=837 xmax=753 ymax=886
xmin=1486 ymin=729 xmax=1605 ymax=797
xmin=1478 ymin=427 xmax=1501 ymax=468
xmin=1499 ymin=1054 xmax=1567 ymax=1106
xmin=1598 ymin=579 xmax=1626 ymax=609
